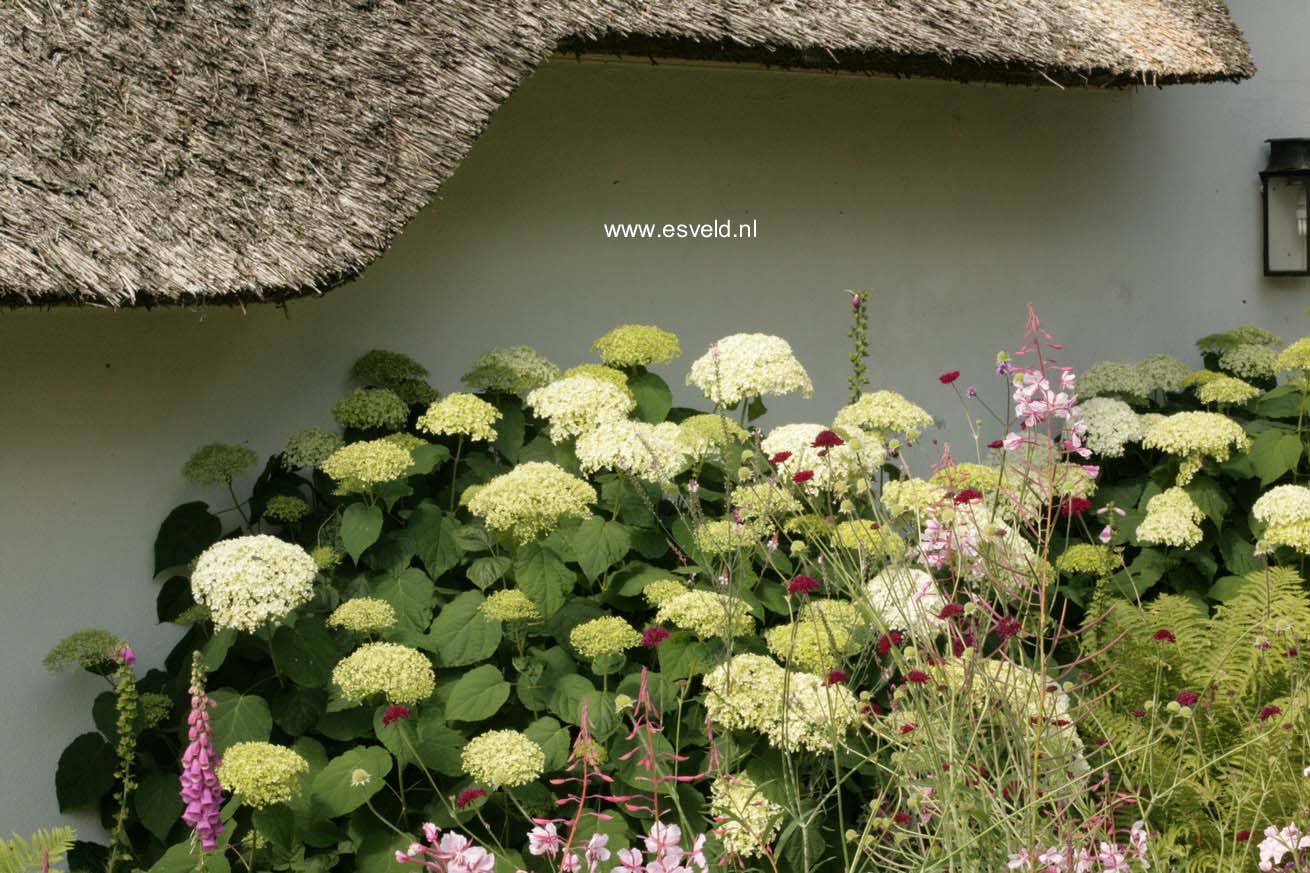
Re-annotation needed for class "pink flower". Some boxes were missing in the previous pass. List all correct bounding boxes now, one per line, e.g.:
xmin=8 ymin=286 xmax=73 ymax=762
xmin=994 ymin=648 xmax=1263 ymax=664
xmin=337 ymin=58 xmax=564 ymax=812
xmin=641 ymin=627 xmax=671 ymax=647
xmin=585 ymin=834 xmax=611 ymax=869
xmin=560 ymin=853 xmax=581 ymax=873
xmin=768 ymin=451 xmax=792 ymax=466
xmin=787 ymin=574 xmax=820 ymax=595
xmin=644 ymin=822 xmax=684 ymax=865
xmin=1098 ymin=525 xmax=1114 ymax=544
xmin=455 ymin=788 xmax=486 ymax=809
xmin=995 ymin=615 xmax=1022 ymax=641
xmin=953 ymin=488 xmax=983 ymax=504
xmin=616 ymin=848 xmax=644 ymax=872
xmin=180 ymin=668 xmax=224 ymax=853
xmin=824 ymin=670 xmax=849 ymax=686
xmin=117 ymin=646 xmax=136 ymax=668
xmin=527 ymin=823 xmax=562 ymax=857
xmin=686 ymin=834 xmax=708 ymax=873
xmin=905 ymin=670 xmax=930 ymax=684
xmin=382 ymin=704 xmax=412 ymax=726
xmin=1007 ymin=849 xmax=1032 ymax=870
xmin=1260 ymin=705 xmax=1283 ymax=721
xmin=791 ymin=470 xmax=815 ymax=484
xmin=812 ymin=430 xmax=844 ymax=449
xmin=1002 ymin=432 xmax=1025 ymax=451
xmin=451 ymin=846 xmax=495 ymax=873
xmin=940 ymin=371 xmax=961 ymax=384
xmin=1153 ymin=628 xmax=1176 ymax=643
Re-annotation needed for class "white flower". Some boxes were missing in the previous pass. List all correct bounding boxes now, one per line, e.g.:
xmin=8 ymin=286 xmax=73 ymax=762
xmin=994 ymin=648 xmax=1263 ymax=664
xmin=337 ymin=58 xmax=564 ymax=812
xmin=760 ymin=423 xmax=880 ymax=495
xmin=525 ymin=375 xmax=635 ymax=443
xmin=865 ymin=566 xmax=946 ymax=639
xmin=574 ymin=419 xmax=688 ymax=482
xmin=687 ymin=334 xmax=813 ymax=407
xmin=1080 ymin=397 xmax=1143 ymax=459
xmin=191 ymin=535 xmax=317 ymax=632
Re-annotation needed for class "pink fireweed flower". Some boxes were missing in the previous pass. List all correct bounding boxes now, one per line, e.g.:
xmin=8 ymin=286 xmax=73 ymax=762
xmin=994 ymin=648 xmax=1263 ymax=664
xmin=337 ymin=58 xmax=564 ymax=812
xmin=585 ymin=834 xmax=611 ymax=870
xmin=1037 ymin=847 xmax=1068 ymax=872
xmin=1007 ymin=849 xmax=1032 ymax=870
xmin=180 ymin=662 xmax=224 ymax=853
xmin=1097 ymin=842 xmax=1130 ymax=873
xmin=559 ymin=854 xmax=581 ymax=873
xmin=382 ymin=704 xmax=412 ymax=726
xmin=644 ymin=822 xmax=684 ymax=865
xmin=616 ymin=848 xmax=644 ymax=872
xmin=1098 ymin=525 xmax=1114 ymax=544
xmin=527 ymin=823 xmax=563 ymax=857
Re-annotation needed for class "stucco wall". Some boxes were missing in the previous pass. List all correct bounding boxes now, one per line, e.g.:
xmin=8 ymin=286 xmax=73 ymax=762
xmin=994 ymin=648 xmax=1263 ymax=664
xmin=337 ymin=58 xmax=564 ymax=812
xmin=2 ymin=0 xmax=1308 ymax=837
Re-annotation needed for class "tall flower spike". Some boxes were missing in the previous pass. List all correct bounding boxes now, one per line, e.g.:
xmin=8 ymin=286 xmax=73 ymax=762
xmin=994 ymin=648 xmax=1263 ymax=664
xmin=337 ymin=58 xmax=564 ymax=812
xmin=180 ymin=652 xmax=224 ymax=853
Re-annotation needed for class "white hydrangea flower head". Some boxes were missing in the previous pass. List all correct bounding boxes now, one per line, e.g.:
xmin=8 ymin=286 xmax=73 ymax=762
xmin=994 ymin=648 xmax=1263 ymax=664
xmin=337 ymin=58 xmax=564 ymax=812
xmin=1136 ymin=487 xmax=1205 ymax=548
xmin=655 ymin=590 xmax=755 ymax=639
xmin=320 ymin=439 xmax=413 ymax=488
xmin=835 ymin=391 xmax=935 ymax=442
xmin=1196 ymin=374 xmax=1260 ymax=405
xmin=866 ymin=566 xmax=947 ymax=639
xmin=467 ymin=462 xmax=596 ymax=542
xmin=760 ymin=423 xmax=880 ymax=496
xmin=881 ymin=477 xmax=948 ymax=519
xmin=569 ymin=615 xmax=642 ymax=659
xmin=332 ymin=642 xmax=435 ymax=705
xmin=676 ymin=413 xmax=748 ymax=461
xmin=1275 ymin=338 xmax=1310 ymax=373
xmin=1140 ymin=412 xmax=1250 ymax=485
xmin=1219 ymin=343 xmax=1278 ymax=380
xmin=731 ymin=481 xmax=802 ymax=521
xmin=525 ymin=375 xmax=635 ymax=444
xmin=462 ymin=346 xmax=560 ymax=396
xmin=1136 ymin=355 xmax=1192 ymax=393
xmin=191 ymin=535 xmax=318 ymax=632
xmin=710 ymin=775 xmax=784 ymax=859
xmin=772 ymin=671 xmax=862 ymax=752
xmin=416 ymin=393 xmax=502 ymax=442
xmin=1253 ymin=485 xmax=1310 ymax=527
xmin=326 ymin=597 xmax=397 ymax=633
xmin=1078 ymin=361 xmax=1151 ymax=403
xmin=765 ymin=620 xmax=853 ymax=672
xmin=1080 ymin=397 xmax=1143 ymax=459
xmin=574 ymin=419 xmax=688 ymax=483
xmin=461 ymin=730 xmax=545 ymax=788
xmin=691 ymin=518 xmax=770 ymax=556
xmin=687 ymin=333 xmax=813 ymax=407
xmin=480 ymin=589 xmax=543 ymax=622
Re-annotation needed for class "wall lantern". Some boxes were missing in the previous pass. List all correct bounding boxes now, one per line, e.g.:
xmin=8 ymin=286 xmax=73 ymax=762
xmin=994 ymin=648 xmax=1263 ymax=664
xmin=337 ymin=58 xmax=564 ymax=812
xmin=1262 ymin=138 xmax=1310 ymax=276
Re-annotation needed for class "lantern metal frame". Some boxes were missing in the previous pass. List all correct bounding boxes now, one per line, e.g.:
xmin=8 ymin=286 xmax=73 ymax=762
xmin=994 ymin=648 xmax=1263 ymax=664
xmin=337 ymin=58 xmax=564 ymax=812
xmin=1261 ymin=138 xmax=1310 ymax=277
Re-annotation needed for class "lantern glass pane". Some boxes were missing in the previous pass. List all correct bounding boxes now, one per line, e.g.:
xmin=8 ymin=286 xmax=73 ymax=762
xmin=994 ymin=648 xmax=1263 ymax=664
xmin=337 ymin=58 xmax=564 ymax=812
xmin=1268 ymin=175 xmax=1309 ymax=273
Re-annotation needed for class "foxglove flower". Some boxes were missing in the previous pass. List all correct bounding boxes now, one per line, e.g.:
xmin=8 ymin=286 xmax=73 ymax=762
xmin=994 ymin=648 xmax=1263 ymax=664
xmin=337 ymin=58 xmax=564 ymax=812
xmin=180 ymin=657 xmax=224 ymax=852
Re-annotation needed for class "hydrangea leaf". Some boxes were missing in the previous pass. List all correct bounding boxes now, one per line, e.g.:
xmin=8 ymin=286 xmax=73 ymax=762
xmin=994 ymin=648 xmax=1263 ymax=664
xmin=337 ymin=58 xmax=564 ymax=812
xmin=444 ymin=664 xmax=510 ymax=722
xmin=155 ymin=575 xmax=195 ymax=623
xmin=153 ymin=501 xmax=222 ymax=575
xmin=411 ymin=715 xmax=466 ymax=777
xmin=628 ymin=371 xmax=673 ymax=423
xmin=466 ymin=555 xmax=512 ymax=590
xmin=1207 ymin=574 xmax=1250 ymax=601
xmin=147 ymin=842 xmax=232 ymax=873
xmin=425 ymin=590 xmax=501 ymax=667
xmin=547 ymin=673 xmax=595 ymax=725
xmin=570 ymin=517 xmax=632 ymax=582
xmin=1114 ymin=549 xmax=1171 ymax=599
xmin=55 ymin=732 xmax=116 ymax=811
xmin=1185 ymin=476 xmax=1230 ymax=530
xmin=514 ymin=541 xmax=573 ymax=618
xmin=271 ymin=619 xmax=339 ymax=688
xmin=405 ymin=504 xmax=462 ymax=579
xmin=270 ymin=687 xmax=325 ymax=737
xmin=209 ymin=689 xmax=273 ymax=751
xmin=374 ymin=568 xmax=436 ymax=634
xmin=135 ymin=771 xmax=184 ymax=842
xmin=252 ymin=804 xmax=296 ymax=852
xmin=202 ymin=628 xmax=237 ymax=671
xmin=522 ymin=716 xmax=572 ymax=772
xmin=341 ymin=503 xmax=384 ymax=563
xmin=1250 ymin=430 xmax=1303 ymax=485
xmin=494 ymin=397 xmax=526 ymax=463
xmin=310 ymin=746 xmax=393 ymax=817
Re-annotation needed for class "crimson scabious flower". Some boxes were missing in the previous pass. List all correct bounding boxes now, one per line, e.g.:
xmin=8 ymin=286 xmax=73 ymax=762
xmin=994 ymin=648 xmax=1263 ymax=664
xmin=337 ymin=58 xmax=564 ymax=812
xmin=995 ymin=615 xmax=1021 ymax=640
xmin=1260 ymin=705 xmax=1282 ymax=721
xmin=792 ymin=470 xmax=815 ymax=484
xmin=876 ymin=631 xmax=904 ymax=656
xmin=456 ymin=787 xmax=487 ymax=808
xmin=381 ymin=704 xmax=412 ymax=726
xmin=1176 ymin=691 xmax=1200 ymax=707
xmin=1237 ymin=830 xmax=1252 ymax=842
xmin=787 ymin=574 xmax=820 ymax=595
xmin=1132 ymin=708 xmax=1147 ymax=718
xmin=938 ymin=603 xmax=964 ymax=620
xmin=1059 ymin=497 xmax=1092 ymax=517
xmin=768 ymin=451 xmax=792 ymax=466
xmin=987 ymin=439 xmax=1004 ymax=449
xmin=1153 ymin=628 xmax=1176 ymax=643
xmin=1286 ymin=648 xmax=1300 ymax=657
xmin=641 ymin=627 xmax=671 ymax=647
xmin=899 ymin=722 xmax=917 ymax=735
xmin=824 ymin=670 xmax=849 ymax=686
xmin=953 ymin=488 xmax=983 ymax=504
xmin=862 ymin=702 xmax=884 ymax=716
xmin=905 ymin=670 xmax=930 ymax=684
xmin=893 ymin=812 xmax=912 ymax=826
xmin=812 ymin=430 xmax=844 ymax=449
xmin=939 ymin=371 xmax=960 ymax=384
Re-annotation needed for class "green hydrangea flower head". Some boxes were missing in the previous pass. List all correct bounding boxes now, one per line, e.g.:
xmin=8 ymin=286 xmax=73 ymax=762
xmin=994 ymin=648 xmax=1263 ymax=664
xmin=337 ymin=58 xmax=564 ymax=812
xmin=881 ymin=478 xmax=947 ymax=517
xmin=832 ymin=520 xmax=906 ymax=558
xmin=389 ymin=378 xmax=440 ymax=406
xmin=351 ymin=349 xmax=429 ymax=386
xmin=216 ymin=742 xmax=309 ymax=808
xmin=462 ymin=346 xmax=560 ymax=396
xmin=282 ymin=427 xmax=343 ymax=470
xmin=263 ymin=495 xmax=310 ymax=524
xmin=569 ymin=616 xmax=642 ymax=659
xmin=1055 ymin=544 xmax=1122 ymax=577
xmin=332 ymin=642 xmax=435 ymax=705
xmin=460 ymin=730 xmax=545 ymax=788
xmin=732 ymin=481 xmax=802 ymax=521
xmin=480 ymin=589 xmax=542 ymax=622
xmin=183 ymin=443 xmax=258 ymax=486
xmin=835 ymin=391 xmax=934 ymax=441
xmin=1196 ymin=374 xmax=1260 ymax=405
xmin=331 ymin=388 xmax=409 ymax=431
xmin=1078 ymin=361 xmax=1151 ymax=403
xmin=562 ymin=364 xmax=634 ymax=396
xmin=326 ymin=598 xmax=397 ymax=633
xmin=654 ymin=590 xmax=755 ymax=640
xmin=383 ymin=432 xmax=428 ymax=452
xmin=466 ymin=462 xmax=596 ymax=543
xmin=798 ymin=598 xmax=865 ymax=631
xmin=1136 ymin=354 xmax=1192 ymax=393
xmin=765 ymin=620 xmax=853 ymax=672
xmin=1140 ymin=411 xmax=1250 ymax=485
xmin=43 ymin=628 xmax=126 ymax=673
xmin=417 ymin=393 xmax=503 ymax=442
xmin=139 ymin=692 xmax=173 ymax=728
xmin=591 ymin=324 xmax=682 ymax=367
xmin=676 ymin=413 xmax=748 ymax=460
xmin=311 ymin=546 xmax=344 ymax=571
xmin=1196 ymin=326 xmax=1281 ymax=354
xmin=641 ymin=579 xmax=689 ymax=608
xmin=320 ymin=439 xmax=413 ymax=489
xmin=1275 ymin=338 xmax=1310 ymax=373
xmin=692 ymin=518 xmax=769 ymax=556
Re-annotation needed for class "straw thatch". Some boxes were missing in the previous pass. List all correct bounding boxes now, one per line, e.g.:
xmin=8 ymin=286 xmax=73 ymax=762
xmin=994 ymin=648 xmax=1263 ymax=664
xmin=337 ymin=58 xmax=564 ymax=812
xmin=0 ymin=1 xmax=1254 ymax=307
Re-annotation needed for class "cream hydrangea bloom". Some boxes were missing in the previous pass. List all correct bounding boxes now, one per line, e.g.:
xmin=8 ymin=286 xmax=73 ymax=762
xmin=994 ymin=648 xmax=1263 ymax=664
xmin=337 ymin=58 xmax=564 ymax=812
xmin=1141 ymin=411 xmax=1250 ymax=485
xmin=1135 ymin=487 xmax=1205 ymax=548
xmin=866 ymin=566 xmax=946 ymax=639
xmin=1078 ymin=361 xmax=1151 ymax=403
xmin=761 ymin=423 xmax=880 ymax=496
xmin=703 ymin=654 xmax=786 ymax=732
xmin=687 ymin=333 xmax=813 ymax=407
xmin=704 ymin=655 xmax=860 ymax=752
xmin=320 ymin=439 xmax=413 ymax=487
xmin=283 ymin=427 xmax=344 ymax=470
xmin=461 ymin=730 xmax=545 ymax=788
xmin=799 ymin=598 xmax=865 ymax=630
xmin=216 ymin=742 xmax=309 ymax=808
xmin=731 ymin=481 xmax=802 ymax=520
xmin=692 ymin=518 xmax=769 ymax=555
xmin=462 ymin=345 xmax=560 ymax=396
xmin=326 ymin=598 xmax=397 ymax=633
xmin=332 ymin=642 xmax=435 ymax=705
xmin=1080 ymin=397 xmax=1143 ymax=459
xmin=1219 ymin=343 xmax=1278 ymax=380
xmin=191 ymin=536 xmax=317 ymax=632
xmin=525 ymin=375 xmax=635 ymax=443
xmin=765 ymin=620 xmax=853 ymax=672
xmin=676 ymin=413 xmax=748 ymax=460
xmin=570 ymin=616 xmax=642 ymax=659
xmin=480 ymin=589 xmax=542 ymax=622
xmin=575 ymin=419 xmax=687 ymax=483
xmin=655 ymin=590 xmax=755 ymax=639
xmin=833 ymin=520 xmax=906 ymax=559
xmin=591 ymin=324 xmax=681 ymax=367
xmin=417 ymin=393 xmax=502 ymax=442
xmin=1253 ymin=485 xmax=1310 ymax=554
xmin=183 ymin=443 xmax=258 ymax=486
xmin=561 ymin=364 xmax=633 ymax=396
xmin=1055 ymin=544 xmax=1122 ymax=577
xmin=331 ymin=388 xmax=409 ymax=431
xmin=1136 ymin=355 xmax=1191 ymax=393
xmin=1275 ymin=338 xmax=1310 ymax=373
xmin=641 ymin=579 xmax=688 ymax=607
xmin=773 ymin=672 xmax=862 ymax=752
xmin=710 ymin=775 xmax=783 ymax=858
xmin=835 ymin=391 xmax=935 ymax=442
xmin=881 ymin=478 xmax=947 ymax=518
xmin=467 ymin=462 xmax=596 ymax=542
xmin=1196 ymin=374 xmax=1260 ymax=405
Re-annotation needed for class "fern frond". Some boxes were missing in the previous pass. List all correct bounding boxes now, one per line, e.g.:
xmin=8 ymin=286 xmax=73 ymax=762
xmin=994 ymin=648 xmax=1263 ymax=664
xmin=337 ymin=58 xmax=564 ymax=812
xmin=0 ymin=827 xmax=76 ymax=873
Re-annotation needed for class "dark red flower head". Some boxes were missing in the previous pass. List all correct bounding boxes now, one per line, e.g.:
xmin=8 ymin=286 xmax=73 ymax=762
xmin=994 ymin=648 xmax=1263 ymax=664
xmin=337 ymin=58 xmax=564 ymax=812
xmin=995 ymin=615 xmax=1022 ymax=641
xmin=1153 ymin=628 xmax=1176 ymax=643
xmin=1175 ymin=691 xmax=1200 ymax=707
xmin=812 ymin=430 xmax=845 ymax=449
xmin=641 ymin=627 xmax=671 ymax=647
xmin=456 ymin=788 xmax=487 ymax=809
xmin=987 ymin=439 xmax=1005 ymax=449
xmin=791 ymin=470 xmax=815 ymax=484
xmin=899 ymin=722 xmax=917 ymax=735
xmin=1059 ymin=497 xmax=1093 ymax=517
xmin=787 ymin=574 xmax=821 ymax=595
xmin=1131 ymin=708 xmax=1147 ymax=718
xmin=939 ymin=371 xmax=961 ymax=385
xmin=1236 ymin=830 xmax=1252 ymax=843
xmin=876 ymin=631 xmax=905 ymax=656
xmin=824 ymin=670 xmax=849 ymax=686
xmin=768 ymin=451 xmax=793 ymax=466
xmin=862 ymin=701 xmax=884 ymax=716
xmin=892 ymin=812 xmax=912 ymax=826
xmin=905 ymin=670 xmax=931 ymax=684
xmin=381 ymin=705 xmax=412 ymax=726
xmin=953 ymin=488 xmax=983 ymax=504
xmin=937 ymin=603 xmax=965 ymax=620
xmin=1260 ymin=705 xmax=1283 ymax=721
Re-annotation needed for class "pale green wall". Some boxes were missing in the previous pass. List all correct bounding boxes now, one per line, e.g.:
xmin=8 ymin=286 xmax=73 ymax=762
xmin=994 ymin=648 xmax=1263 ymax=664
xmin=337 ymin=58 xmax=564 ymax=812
xmin=2 ymin=0 xmax=1308 ymax=836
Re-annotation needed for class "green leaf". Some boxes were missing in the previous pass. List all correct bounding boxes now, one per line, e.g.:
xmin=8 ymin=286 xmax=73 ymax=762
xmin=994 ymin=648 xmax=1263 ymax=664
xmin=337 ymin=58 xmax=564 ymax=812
xmin=412 ymin=718 xmax=466 ymax=776
xmin=342 ymin=503 xmax=384 ymax=563
xmin=272 ymin=619 xmax=339 ymax=688
xmin=136 ymin=772 xmax=184 ymax=842
xmin=1208 ymin=575 xmax=1250 ymax=601
xmin=202 ymin=628 xmax=236 ymax=671
xmin=1115 ymin=549 xmax=1170 ymax=599
xmin=310 ymin=746 xmax=393 ymax=817
xmin=746 ymin=396 xmax=768 ymax=422
xmin=628 ymin=372 xmax=673 ymax=423
xmin=427 ymin=590 xmax=502 ymax=666
xmin=515 ymin=541 xmax=574 ymax=618
xmin=495 ymin=398 xmax=526 ymax=463
xmin=548 ymin=674 xmax=596 ymax=725
xmin=1251 ymin=430 xmax=1303 ymax=485
xmin=1256 ymin=384 xmax=1308 ymax=420
xmin=409 ymin=443 xmax=451 ymax=476
xmin=154 ymin=502 xmax=222 ymax=575
xmin=1185 ymin=476 xmax=1230 ymax=530
xmin=467 ymin=555 xmax=513 ymax=590
xmin=270 ymin=686 xmax=324 ymax=736
xmin=613 ymin=562 xmax=677 ymax=597
xmin=209 ymin=689 xmax=273 ymax=751
xmin=523 ymin=717 xmax=572 ymax=772
xmin=571 ymin=517 xmax=632 ymax=581
xmin=375 ymin=568 xmax=436 ymax=633
xmin=55 ymin=733 xmax=116 ymax=811
xmin=445 ymin=664 xmax=510 ymax=722
xmin=253 ymin=804 xmax=297 ymax=852
xmin=156 ymin=575 xmax=195 ymax=623
xmin=407 ymin=504 xmax=463 ymax=579
xmin=148 ymin=842 xmax=231 ymax=873
xmin=1219 ymin=528 xmax=1262 ymax=576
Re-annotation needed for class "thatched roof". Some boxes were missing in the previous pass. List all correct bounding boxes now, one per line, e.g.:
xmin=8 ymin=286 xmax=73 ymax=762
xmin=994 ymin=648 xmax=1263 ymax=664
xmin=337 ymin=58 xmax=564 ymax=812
xmin=1 ymin=1 xmax=1254 ymax=307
